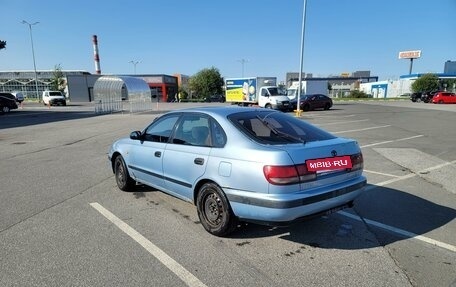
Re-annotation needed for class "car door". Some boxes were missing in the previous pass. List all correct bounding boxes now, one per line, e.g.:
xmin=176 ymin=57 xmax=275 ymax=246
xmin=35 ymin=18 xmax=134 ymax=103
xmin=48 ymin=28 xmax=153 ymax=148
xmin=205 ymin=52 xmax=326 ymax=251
xmin=161 ymin=113 xmax=212 ymax=201
xmin=128 ymin=113 xmax=181 ymax=190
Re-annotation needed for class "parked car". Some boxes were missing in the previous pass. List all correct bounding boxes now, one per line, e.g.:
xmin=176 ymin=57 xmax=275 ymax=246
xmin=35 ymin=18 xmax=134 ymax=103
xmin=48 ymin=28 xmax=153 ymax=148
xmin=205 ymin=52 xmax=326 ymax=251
xmin=431 ymin=91 xmax=456 ymax=104
xmin=410 ymin=92 xmax=423 ymax=102
xmin=108 ymin=106 xmax=366 ymax=236
xmin=11 ymin=92 xmax=25 ymax=103
xmin=42 ymin=90 xmax=66 ymax=106
xmin=0 ymin=92 xmax=19 ymax=113
xmin=421 ymin=91 xmax=436 ymax=103
xmin=290 ymin=94 xmax=333 ymax=111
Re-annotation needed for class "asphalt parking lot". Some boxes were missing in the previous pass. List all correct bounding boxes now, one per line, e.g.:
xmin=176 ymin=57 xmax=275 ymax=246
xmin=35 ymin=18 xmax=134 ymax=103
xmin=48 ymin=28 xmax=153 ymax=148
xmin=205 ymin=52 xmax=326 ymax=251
xmin=0 ymin=100 xmax=455 ymax=287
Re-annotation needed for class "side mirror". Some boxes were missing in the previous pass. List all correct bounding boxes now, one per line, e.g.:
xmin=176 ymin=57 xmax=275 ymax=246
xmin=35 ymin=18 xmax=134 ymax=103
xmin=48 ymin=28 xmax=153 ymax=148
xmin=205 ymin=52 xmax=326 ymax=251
xmin=130 ymin=131 xmax=142 ymax=140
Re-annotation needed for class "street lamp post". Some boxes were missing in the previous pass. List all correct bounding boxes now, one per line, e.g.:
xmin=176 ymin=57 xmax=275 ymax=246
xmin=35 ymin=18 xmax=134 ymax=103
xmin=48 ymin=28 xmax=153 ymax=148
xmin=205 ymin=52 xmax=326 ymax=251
xmin=22 ymin=20 xmax=40 ymax=102
xmin=296 ymin=0 xmax=308 ymax=116
xmin=238 ymin=59 xmax=249 ymax=77
xmin=129 ymin=60 xmax=140 ymax=75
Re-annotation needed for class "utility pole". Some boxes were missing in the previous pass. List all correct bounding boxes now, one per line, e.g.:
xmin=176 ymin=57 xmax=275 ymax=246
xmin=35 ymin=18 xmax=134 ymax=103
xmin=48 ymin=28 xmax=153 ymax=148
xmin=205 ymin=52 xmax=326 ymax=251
xmin=22 ymin=20 xmax=40 ymax=101
xmin=238 ymin=59 xmax=249 ymax=77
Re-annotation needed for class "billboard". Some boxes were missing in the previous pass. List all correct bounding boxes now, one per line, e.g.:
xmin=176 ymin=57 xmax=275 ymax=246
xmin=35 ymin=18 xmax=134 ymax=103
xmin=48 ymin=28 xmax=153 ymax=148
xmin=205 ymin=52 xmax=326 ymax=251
xmin=398 ymin=50 xmax=421 ymax=59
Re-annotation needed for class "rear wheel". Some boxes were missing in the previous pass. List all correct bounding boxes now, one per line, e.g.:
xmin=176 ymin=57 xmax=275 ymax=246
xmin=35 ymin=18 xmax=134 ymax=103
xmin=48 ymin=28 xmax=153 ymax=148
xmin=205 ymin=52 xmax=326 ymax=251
xmin=114 ymin=155 xmax=135 ymax=191
xmin=303 ymin=104 xmax=310 ymax=111
xmin=197 ymin=182 xmax=237 ymax=236
xmin=324 ymin=103 xmax=331 ymax=110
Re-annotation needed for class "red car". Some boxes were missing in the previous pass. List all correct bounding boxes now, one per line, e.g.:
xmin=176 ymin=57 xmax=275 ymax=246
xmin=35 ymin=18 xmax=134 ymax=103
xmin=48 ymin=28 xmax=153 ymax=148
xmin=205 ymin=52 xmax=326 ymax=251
xmin=431 ymin=92 xmax=456 ymax=104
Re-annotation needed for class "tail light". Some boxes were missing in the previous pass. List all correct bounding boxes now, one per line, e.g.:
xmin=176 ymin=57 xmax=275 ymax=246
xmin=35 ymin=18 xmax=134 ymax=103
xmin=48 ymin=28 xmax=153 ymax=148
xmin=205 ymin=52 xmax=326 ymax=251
xmin=263 ymin=164 xmax=316 ymax=185
xmin=350 ymin=153 xmax=364 ymax=171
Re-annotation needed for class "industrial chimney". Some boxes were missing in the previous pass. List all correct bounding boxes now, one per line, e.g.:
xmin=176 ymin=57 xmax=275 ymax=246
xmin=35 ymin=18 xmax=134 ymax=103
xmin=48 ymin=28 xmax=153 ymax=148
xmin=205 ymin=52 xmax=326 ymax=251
xmin=92 ymin=35 xmax=101 ymax=74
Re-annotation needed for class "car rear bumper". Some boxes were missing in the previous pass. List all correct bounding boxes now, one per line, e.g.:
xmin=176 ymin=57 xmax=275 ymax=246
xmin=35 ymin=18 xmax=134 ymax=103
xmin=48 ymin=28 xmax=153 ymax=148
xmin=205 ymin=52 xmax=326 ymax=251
xmin=225 ymin=176 xmax=366 ymax=223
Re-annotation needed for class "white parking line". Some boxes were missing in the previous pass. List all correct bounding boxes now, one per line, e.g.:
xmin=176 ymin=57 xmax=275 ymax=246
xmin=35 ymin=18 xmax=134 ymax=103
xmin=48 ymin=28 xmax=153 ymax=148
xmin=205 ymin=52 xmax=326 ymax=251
xmin=90 ymin=202 xmax=207 ymax=287
xmin=338 ymin=211 xmax=456 ymax=253
xmin=363 ymin=169 xmax=402 ymax=178
xmin=360 ymin=135 xmax=424 ymax=148
xmin=332 ymin=125 xmax=391 ymax=134
xmin=316 ymin=119 xmax=370 ymax=126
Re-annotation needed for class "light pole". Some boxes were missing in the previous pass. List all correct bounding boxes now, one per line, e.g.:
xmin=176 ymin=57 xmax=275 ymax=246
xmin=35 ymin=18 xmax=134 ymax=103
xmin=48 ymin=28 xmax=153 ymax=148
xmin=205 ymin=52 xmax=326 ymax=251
xmin=296 ymin=0 xmax=307 ymax=116
xmin=238 ymin=59 xmax=249 ymax=77
xmin=129 ymin=60 xmax=140 ymax=75
xmin=22 ymin=20 xmax=40 ymax=102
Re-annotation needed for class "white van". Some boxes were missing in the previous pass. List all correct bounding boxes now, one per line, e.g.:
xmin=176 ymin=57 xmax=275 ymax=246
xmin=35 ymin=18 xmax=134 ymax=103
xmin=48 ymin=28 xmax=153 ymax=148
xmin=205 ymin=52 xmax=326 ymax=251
xmin=42 ymin=91 xmax=66 ymax=106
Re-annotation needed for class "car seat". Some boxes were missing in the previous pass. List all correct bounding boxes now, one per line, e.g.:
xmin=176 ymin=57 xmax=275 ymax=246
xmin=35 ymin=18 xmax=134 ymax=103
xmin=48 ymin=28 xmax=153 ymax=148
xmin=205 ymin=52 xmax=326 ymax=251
xmin=191 ymin=126 xmax=210 ymax=146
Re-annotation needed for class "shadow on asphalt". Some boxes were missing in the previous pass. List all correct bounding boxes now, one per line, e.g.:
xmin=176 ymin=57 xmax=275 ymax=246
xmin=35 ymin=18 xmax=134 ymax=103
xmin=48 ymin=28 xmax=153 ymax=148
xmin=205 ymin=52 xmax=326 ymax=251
xmin=127 ymin=184 xmax=455 ymax=251
xmin=0 ymin=109 xmax=101 ymax=129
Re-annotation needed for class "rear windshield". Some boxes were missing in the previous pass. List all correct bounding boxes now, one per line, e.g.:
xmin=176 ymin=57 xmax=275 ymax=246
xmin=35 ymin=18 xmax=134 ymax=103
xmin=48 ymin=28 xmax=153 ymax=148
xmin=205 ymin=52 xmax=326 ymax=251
xmin=228 ymin=111 xmax=336 ymax=144
xmin=49 ymin=92 xmax=63 ymax=96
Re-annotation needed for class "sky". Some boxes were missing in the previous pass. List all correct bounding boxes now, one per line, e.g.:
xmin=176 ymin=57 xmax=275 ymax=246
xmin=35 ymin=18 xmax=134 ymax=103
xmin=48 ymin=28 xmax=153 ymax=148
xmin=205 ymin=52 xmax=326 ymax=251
xmin=1 ymin=0 xmax=455 ymax=82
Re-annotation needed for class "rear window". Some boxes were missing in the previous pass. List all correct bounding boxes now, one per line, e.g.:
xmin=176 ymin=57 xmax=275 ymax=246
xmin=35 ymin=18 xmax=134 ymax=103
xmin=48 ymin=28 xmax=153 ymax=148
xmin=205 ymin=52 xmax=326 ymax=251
xmin=49 ymin=92 xmax=63 ymax=96
xmin=228 ymin=111 xmax=336 ymax=145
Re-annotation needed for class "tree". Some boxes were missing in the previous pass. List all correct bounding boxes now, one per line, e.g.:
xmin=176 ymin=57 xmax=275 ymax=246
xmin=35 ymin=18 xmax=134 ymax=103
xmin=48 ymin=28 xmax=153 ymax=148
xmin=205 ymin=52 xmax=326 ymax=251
xmin=51 ymin=64 xmax=65 ymax=91
xmin=441 ymin=79 xmax=456 ymax=92
xmin=188 ymin=67 xmax=224 ymax=100
xmin=411 ymin=73 xmax=439 ymax=93
xmin=0 ymin=40 xmax=6 ymax=50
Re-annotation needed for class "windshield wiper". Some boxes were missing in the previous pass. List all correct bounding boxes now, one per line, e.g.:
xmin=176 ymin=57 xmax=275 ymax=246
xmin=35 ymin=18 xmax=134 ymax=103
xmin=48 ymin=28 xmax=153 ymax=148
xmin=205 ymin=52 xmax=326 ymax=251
xmin=256 ymin=115 xmax=306 ymax=144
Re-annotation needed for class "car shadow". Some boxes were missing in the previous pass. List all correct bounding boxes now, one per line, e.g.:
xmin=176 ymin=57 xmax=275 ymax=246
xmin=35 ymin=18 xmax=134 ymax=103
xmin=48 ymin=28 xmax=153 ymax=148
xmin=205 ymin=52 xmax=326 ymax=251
xmin=123 ymin=182 xmax=455 ymax=250
xmin=226 ymin=185 xmax=456 ymax=250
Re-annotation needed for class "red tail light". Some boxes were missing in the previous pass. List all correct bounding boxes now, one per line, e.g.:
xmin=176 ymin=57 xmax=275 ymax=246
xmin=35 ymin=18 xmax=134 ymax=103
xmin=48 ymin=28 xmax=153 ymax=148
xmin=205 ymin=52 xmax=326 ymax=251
xmin=263 ymin=164 xmax=316 ymax=185
xmin=350 ymin=153 xmax=364 ymax=171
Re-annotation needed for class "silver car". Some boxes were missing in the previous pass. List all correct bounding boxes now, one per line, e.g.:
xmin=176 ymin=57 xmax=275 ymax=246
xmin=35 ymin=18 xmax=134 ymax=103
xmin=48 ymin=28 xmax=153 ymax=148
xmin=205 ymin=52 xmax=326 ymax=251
xmin=108 ymin=106 xmax=366 ymax=236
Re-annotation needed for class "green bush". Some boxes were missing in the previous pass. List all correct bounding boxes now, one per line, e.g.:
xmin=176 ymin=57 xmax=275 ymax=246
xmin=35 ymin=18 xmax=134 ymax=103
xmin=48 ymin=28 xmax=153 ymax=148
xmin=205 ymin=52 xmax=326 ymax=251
xmin=349 ymin=90 xmax=369 ymax=98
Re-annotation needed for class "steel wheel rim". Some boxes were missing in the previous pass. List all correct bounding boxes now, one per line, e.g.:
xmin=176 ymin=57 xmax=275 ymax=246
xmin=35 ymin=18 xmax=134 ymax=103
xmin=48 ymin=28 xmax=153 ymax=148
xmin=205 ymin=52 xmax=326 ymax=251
xmin=204 ymin=192 xmax=224 ymax=226
xmin=116 ymin=161 xmax=126 ymax=186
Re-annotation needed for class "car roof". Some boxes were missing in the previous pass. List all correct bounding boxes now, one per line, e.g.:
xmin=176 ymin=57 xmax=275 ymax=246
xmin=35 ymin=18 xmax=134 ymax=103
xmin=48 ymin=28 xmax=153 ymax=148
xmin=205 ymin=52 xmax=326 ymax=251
xmin=166 ymin=106 xmax=280 ymax=118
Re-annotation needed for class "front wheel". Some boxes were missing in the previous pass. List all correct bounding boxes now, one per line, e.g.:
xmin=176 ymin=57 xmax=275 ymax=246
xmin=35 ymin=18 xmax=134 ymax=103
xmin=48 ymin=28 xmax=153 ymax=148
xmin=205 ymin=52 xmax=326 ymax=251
xmin=324 ymin=103 xmax=331 ymax=110
xmin=264 ymin=103 xmax=272 ymax=109
xmin=2 ymin=106 xmax=10 ymax=113
xmin=114 ymin=155 xmax=136 ymax=191
xmin=196 ymin=182 xmax=237 ymax=236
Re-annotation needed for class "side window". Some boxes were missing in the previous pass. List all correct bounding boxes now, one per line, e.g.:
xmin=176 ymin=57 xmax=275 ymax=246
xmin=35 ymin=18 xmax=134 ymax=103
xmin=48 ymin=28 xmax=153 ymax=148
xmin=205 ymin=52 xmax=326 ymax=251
xmin=210 ymin=119 xmax=227 ymax=148
xmin=143 ymin=114 xmax=180 ymax=143
xmin=172 ymin=114 xmax=211 ymax=147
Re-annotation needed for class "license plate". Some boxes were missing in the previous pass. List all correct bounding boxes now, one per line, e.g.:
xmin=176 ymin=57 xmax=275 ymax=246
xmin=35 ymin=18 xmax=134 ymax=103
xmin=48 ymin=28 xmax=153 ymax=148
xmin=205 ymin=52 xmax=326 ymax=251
xmin=306 ymin=156 xmax=352 ymax=172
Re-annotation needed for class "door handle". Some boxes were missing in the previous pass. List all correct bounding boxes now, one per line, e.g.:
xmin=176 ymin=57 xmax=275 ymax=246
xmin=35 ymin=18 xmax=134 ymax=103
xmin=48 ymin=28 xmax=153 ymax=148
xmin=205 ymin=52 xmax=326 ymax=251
xmin=154 ymin=151 xmax=161 ymax=157
xmin=194 ymin=158 xmax=204 ymax=165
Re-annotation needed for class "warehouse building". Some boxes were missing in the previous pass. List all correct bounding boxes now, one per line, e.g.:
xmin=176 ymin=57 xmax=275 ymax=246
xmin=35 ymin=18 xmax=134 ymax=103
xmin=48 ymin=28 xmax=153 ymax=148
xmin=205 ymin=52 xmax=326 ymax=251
xmin=0 ymin=70 xmax=178 ymax=102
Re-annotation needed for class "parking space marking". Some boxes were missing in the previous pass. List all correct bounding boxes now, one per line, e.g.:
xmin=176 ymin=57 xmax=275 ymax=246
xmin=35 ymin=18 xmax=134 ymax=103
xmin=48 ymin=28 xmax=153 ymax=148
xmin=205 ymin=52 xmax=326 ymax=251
xmin=332 ymin=125 xmax=391 ymax=134
xmin=363 ymin=169 xmax=402 ymax=178
xmin=360 ymin=135 xmax=424 ymax=148
xmin=316 ymin=119 xmax=370 ymax=126
xmin=338 ymin=211 xmax=456 ymax=253
xmin=90 ymin=202 xmax=207 ymax=287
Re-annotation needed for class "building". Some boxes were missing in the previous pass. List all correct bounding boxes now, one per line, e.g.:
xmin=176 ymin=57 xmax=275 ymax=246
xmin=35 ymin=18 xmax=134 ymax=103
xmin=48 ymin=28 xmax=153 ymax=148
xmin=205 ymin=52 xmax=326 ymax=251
xmin=0 ymin=70 xmax=178 ymax=102
xmin=286 ymin=71 xmax=379 ymax=97
xmin=360 ymin=73 xmax=456 ymax=98
xmin=0 ymin=70 xmax=90 ymax=100
xmin=444 ymin=60 xmax=456 ymax=74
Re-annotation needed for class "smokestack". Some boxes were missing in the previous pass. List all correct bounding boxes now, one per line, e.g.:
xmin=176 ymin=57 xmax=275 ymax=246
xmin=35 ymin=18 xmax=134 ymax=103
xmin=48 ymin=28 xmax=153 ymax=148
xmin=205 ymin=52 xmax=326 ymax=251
xmin=92 ymin=35 xmax=101 ymax=74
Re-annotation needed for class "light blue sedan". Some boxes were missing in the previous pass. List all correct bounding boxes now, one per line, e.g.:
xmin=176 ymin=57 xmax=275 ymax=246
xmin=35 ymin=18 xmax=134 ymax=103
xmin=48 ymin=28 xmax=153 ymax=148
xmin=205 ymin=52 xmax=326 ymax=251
xmin=108 ymin=106 xmax=366 ymax=236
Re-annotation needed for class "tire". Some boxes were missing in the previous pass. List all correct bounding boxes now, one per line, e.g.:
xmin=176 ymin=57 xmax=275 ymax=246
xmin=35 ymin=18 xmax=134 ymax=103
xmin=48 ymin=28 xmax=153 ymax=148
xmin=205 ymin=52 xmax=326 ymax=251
xmin=439 ymin=100 xmax=444 ymax=104
xmin=114 ymin=155 xmax=136 ymax=191
xmin=324 ymin=103 xmax=331 ymax=110
xmin=2 ymin=106 xmax=10 ymax=113
xmin=265 ymin=103 xmax=272 ymax=109
xmin=303 ymin=104 xmax=310 ymax=111
xmin=196 ymin=182 xmax=237 ymax=236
